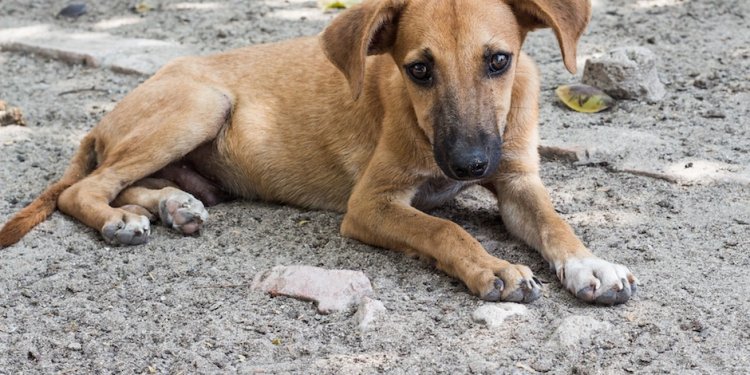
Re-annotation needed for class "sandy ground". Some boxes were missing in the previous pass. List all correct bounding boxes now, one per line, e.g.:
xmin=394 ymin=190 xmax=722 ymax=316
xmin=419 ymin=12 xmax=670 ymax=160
xmin=1 ymin=0 xmax=749 ymax=373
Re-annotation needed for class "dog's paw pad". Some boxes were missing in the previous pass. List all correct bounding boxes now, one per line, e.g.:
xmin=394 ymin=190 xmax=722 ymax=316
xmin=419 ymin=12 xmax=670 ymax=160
xmin=102 ymin=214 xmax=150 ymax=246
xmin=159 ymin=192 xmax=208 ymax=235
xmin=560 ymin=257 xmax=637 ymax=305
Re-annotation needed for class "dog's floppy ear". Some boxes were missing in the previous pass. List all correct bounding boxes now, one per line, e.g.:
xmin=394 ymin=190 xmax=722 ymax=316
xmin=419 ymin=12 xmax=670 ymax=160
xmin=507 ymin=0 xmax=592 ymax=74
xmin=320 ymin=0 xmax=407 ymax=100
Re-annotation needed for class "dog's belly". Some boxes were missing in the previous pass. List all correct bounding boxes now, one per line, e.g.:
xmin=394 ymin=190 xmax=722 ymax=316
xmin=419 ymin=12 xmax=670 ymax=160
xmin=412 ymin=177 xmax=473 ymax=211
xmin=208 ymin=146 xmax=358 ymax=212
xmin=206 ymin=117 xmax=369 ymax=213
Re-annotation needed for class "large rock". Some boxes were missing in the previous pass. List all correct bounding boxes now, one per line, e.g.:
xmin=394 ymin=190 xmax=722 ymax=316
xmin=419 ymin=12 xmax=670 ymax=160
xmin=583 ymin=47 xmax=665 ymax=102
xmin=252 ymin=265 xmax=373 ymax=314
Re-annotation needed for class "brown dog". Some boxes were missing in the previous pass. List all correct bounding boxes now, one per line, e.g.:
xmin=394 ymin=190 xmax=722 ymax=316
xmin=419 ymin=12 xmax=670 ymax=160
xmin=0 ymin=0 xmax=636 ymax=304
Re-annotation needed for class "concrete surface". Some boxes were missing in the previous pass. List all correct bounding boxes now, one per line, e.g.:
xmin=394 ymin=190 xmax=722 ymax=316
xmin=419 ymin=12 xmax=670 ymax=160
xmin=0 ymin=0 xmax=748 ymax=373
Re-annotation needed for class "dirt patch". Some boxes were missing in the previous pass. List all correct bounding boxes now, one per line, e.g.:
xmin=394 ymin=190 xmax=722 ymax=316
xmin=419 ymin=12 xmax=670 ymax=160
xmin=1 ymin=0 xmax=748 ymax=373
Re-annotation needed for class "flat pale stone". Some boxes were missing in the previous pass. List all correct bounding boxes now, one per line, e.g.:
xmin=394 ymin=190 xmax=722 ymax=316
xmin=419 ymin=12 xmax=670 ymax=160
xmin=472 ymin=303 xmax=527 ymax=328
xmin=0 ymin=24 xmax=196 ymax=76
xmin=252 ymin=265 xmax=373 ymax=314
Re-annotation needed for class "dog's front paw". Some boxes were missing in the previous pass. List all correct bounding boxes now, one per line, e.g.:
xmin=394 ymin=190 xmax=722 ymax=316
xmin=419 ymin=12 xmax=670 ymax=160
xmin=557 ymin=257 xmax=637 ymax=305
xmin=476 ymin=263 xmax=542 ymax=303
xmin=102 ymin=213 xmax=151 ymax=246
xmin=158 ymin=192 xmax=208 ymax=235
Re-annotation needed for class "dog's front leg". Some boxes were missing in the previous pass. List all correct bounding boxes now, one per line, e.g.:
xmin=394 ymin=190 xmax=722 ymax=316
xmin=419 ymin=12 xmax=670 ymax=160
xmin=342 ymin=161 xmax=541 ymax=302
xmin=492 ymin=54 xmax=637 ymax=305
xmin=493 ymin=172 xmax=636 ymax=305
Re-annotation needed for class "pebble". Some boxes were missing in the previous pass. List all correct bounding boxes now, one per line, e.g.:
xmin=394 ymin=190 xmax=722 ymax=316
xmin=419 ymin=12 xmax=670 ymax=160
xmin=252 ymin=265 xmax=373 ymax=314
xmin=57 ymin=3 xmax=88 ymax=19
xmin=551 ymin=315 xmax=612 ymax=348
xmin=583 ymin=46 xmax=665 ymax=102
xmin=471 ymin=303 xmax=527 ymax=328
xmin=353 ymin=297 xmax=386 ymax=332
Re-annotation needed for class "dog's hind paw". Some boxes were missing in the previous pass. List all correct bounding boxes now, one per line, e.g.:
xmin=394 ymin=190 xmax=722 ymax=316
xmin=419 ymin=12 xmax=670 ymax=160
xmin=158 ymin=192 xmax=208 ymax=235
xmin=102 ymin=213 xmax=151 ymax=246
xmin=557 ymin=257 xmax=637 ymax=305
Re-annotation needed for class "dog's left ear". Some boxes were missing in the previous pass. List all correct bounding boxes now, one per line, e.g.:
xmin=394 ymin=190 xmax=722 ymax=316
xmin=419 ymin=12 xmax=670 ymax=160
xmin=320 ymin=0 xmax=407 ymax=100
xmin=507 ymin=0 xmax=592 ymax=74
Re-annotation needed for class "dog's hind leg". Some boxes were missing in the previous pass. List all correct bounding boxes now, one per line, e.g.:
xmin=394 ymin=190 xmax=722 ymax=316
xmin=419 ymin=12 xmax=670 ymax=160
xmin=112 ymin=178 xmax=208 ymax=235
xmin=57 ymin=82 xmax=232 ymax=245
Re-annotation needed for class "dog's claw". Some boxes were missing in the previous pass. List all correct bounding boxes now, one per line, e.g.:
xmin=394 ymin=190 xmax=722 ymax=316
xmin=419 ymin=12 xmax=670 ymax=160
xmin=505 ymin=278 xmax=542 ymax=303
xmin=479 ymin=264 xmax=543 ymax=303
xmin=576 ymin=286 xmax=595 ymax=301
xmin=481 ymin=278 xmax=505 ymax=302
xmin=102 ymin=214 xmax=150 ymax=246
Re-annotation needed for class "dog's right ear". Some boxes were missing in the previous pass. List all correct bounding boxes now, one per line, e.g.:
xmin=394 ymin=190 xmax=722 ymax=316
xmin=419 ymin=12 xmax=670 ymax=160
xmin=320 ymin=0 xmax=407 ymax=100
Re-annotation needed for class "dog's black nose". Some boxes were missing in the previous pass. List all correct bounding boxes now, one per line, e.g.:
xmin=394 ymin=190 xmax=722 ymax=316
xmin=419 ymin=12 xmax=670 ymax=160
xmin=450 ymin=152 xmax=489 ymax=179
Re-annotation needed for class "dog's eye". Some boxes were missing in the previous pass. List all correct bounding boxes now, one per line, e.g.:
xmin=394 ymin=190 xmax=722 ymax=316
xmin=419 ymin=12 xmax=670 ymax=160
xmin=406 ymin=63 xmax=432 ymax=84
xmin=488 ymin=53 xmax=511 ymax=76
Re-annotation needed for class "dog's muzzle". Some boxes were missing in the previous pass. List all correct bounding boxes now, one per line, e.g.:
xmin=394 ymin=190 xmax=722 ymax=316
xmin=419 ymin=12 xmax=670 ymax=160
xmin=434 ymin=133 xmax=501 ymax=181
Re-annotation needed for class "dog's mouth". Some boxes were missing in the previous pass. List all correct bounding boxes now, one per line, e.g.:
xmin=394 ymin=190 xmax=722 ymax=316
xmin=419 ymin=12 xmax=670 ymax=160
xmin=433 ymin=133 xmax=502 ymax=181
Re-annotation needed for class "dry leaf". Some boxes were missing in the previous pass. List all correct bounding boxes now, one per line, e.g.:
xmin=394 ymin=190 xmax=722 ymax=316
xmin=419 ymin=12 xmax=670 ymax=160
xmin=318 ymin=0 xmax=362 ymax=11
xmin=556 ymin=84 xmax=614 ymax=113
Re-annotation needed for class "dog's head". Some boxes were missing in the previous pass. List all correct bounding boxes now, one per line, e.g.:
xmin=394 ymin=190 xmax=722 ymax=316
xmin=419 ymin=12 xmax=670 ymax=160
xmin=321 ymin=0 xmax=591 ymax=180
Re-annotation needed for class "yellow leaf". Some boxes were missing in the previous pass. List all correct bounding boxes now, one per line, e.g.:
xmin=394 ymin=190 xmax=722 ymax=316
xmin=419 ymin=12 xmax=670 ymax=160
xmin=318 ymin=0 xmax=362 ymax=10
xmin=555 ymin=84 xmax=614 ymax=113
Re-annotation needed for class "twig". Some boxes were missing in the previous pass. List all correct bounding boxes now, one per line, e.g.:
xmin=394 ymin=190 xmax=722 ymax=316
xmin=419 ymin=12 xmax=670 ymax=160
xmin=58 ymin=87 xmax=109 ymax=96
xmin=538 ymin=145 xmax=580 ymax=163
xmin=538 ymin=145 xmax=680 ymax=184
xmin=194 ymin=283 xmax=254 ymax=289
xmin=618 ymin=168 xmax=680 ymax=184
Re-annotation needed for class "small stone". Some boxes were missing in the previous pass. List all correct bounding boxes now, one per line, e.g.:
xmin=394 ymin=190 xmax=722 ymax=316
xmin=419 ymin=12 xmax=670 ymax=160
xmin=551 ymin=315 xmax=612 ymax=348
xmin=252 ymin=265 xmax=373 ymax=314
xmin=471 ymin=303 xmax=527 ymax=328
xmin=0 ymin=102 xmax=26 ymax=127
xmin=583 ymin=46 xmax=665 ymax=102
xmin=67 ymin=342 xmax=82 ymax=351
xmin=679 ymin=319 xmax=704 ymax=332
xmin=700 ymin=109 xmax=726 ymax=119
xmin=353 ymin=297 xmax=386 ymax=332
xmin=692 ymin=72 xmax=719 ymax=90
xmin=58 ymin=3 xmax=88 ymax=19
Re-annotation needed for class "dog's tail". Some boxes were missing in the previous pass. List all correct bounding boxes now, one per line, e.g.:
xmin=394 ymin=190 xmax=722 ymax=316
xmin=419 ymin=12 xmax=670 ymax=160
xmin=0 ymin=135 xmax=97 ymax=248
